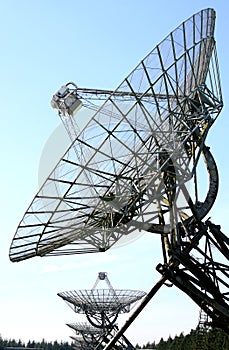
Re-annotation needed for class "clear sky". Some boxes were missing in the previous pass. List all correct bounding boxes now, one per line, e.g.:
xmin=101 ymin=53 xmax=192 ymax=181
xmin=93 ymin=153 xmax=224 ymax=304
xmin=0 ymin=0 xmax=229 ymax=346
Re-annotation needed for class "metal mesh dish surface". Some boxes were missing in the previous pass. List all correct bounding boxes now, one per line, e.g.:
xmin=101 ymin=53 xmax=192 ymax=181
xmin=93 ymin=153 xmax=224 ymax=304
xmin=9 ymin=8 xmax=223 ymax=261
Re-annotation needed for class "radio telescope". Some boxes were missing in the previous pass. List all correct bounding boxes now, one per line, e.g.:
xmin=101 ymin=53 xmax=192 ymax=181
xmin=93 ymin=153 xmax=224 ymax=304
xmin=67 ymin=323 xmax=130 ymax=350
xmin=66 ymin=322 xmax=103 ymax=349
xmin=58 ymin=272 xmax=145 ymax=349
xmin=9 ymin=7 xmax=228 ymax=342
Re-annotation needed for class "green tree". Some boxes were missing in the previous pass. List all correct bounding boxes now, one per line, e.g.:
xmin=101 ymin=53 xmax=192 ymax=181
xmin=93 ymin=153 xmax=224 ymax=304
xmin=156 ymin=337 xmax=167 ymax=350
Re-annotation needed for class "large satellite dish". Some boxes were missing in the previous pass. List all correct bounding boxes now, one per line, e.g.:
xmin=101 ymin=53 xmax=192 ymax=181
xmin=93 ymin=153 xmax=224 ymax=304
xmin=58 ymin=272 xmax=145 ymax=349
xmin=58 ymin=272 xmax=146 ymax=328
xmin=66 ymin=322 xmax=103 ymax=345
xmin=9 ymin=8 xmax=222 ymax=261
xmin=9 ymin=7 xmax=228 ymax=343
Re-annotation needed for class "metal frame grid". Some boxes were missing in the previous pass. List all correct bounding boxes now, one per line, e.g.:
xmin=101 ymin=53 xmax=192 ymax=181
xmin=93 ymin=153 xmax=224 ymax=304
xmin=58 ymin=288 xmax=146 ymax=314
xmin=9 ymin=8 xmax=223 ymax=262
xmin=59 ymin=273 xmax=143 ymax=348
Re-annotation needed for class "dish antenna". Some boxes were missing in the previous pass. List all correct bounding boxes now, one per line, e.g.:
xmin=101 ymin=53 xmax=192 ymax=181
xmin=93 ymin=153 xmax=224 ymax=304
xmin=9 ymin=8 xmax=222 ymax=259
xmin=58 ymin=272 xmax=145 ymax=349
xmin=69 ymin=335 xmax=91 ymax=350
xmin=66 ymin=322 xmax=103 ymax=349
xmin=9 ymin=7 xmax=228 ymax=343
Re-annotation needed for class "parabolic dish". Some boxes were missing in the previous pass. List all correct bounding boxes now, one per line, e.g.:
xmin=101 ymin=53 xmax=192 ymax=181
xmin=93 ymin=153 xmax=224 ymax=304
xmin=9 ymin=8 xmax=223 ymax=262
xmin=67 ymin=322 xmax=103 ymax=335
xmin=57 ymin=289 xmax=146 ymax=314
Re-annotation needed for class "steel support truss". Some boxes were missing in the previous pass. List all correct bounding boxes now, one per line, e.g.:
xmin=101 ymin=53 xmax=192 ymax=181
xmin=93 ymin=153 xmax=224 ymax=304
xmin=104 ymin=219 xmax=228 ymax=349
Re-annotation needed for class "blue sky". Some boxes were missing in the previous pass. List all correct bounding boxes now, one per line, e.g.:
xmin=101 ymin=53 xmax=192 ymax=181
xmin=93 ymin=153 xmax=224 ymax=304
xmin=0 ymin=0 xmax=229 ymax=346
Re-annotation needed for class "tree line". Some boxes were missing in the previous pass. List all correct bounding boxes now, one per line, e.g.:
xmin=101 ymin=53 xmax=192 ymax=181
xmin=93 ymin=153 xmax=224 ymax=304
xmin=0 ymin=338 xmax=73 ymax=350
xmin=136 ymin=327 xmax=229 ymax=349
xmin=0 ymin=327 xmax=228 ymax=350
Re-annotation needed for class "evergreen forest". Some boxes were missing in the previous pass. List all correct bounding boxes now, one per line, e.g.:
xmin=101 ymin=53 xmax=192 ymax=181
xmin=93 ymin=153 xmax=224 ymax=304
xmin=0 ymin=327 xmax=228 ymax=350
xmin=135 ymin=327 xmax=229 ymax=349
